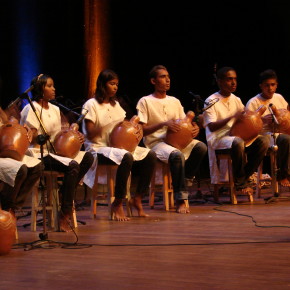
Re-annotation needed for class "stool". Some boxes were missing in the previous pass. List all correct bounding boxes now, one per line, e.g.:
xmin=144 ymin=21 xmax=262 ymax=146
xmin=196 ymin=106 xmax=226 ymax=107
xmin=31 ymin=171 xmax=77 ymax=232
xmin=150 ymin=160 xmax=189 ymax=211
xmin=91 ymin=164 xmax=132 ymax=219
xmin=256 ymin=148 xmax=278 ymax=198
xmin=214 ymin=149 xmax=254 ymax=204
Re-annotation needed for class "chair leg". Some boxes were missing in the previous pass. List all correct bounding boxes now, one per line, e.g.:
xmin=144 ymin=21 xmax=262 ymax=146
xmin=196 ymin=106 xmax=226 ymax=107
xmin=149 ymin=168 xmax=156 ymax=209
xmin=31 ymin=183 xmax=39 ymax=232
xmin=162 ymin=166 xmax=170 ymax=211
xmin=228 ymin=159 xmax=238 ymax=205
xmin=71 ymin=201 xmax=78 ymax=228
xmin=125 ymin=174 xmax=132 ymax=217
xmin=213 ymin=184 xmax=219 ymax=203
xmin=270 ymin=152 xmax=279 ymax=194
xmin=256 ymin=162 xmax=263 ymax=198
xmin=91 ymin=173 xmax=98 ymax=219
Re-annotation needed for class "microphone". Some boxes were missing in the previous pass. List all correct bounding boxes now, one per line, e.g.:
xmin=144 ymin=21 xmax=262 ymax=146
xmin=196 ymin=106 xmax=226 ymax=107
xmin=269 ymin=103 xmax=279 ymax=125
xmin=202 ymin=98 xmax=219 ymax=112
xmin=7 ymin=85 xmax=34 ymax=109
xmin=189 ymin=91 xmax=201 ymax=103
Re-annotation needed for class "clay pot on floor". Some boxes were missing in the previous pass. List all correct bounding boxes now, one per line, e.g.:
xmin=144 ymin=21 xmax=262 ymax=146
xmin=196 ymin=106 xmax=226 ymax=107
xmin=0 ymin=209 xmax=16 ymax=255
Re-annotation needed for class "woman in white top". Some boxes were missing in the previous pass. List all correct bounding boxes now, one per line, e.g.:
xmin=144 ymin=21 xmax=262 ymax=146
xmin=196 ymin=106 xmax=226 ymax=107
xmin=82 ymin=69 xmax=157 ymax=221
xmin=20 ymin=74 xmax=94 ymax=232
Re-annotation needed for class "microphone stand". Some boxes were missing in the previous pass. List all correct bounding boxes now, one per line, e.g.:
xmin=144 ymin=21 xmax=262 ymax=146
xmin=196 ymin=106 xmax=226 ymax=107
xmin=22 ymin=92 xmax=56 ymax=244
xmin=189 ymin=93 xmax=210 ymax=203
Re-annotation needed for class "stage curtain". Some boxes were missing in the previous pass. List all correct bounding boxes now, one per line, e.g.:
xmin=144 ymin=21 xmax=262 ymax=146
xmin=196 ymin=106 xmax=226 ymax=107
xmin=84 ymin=0 xmax=111 ymax=99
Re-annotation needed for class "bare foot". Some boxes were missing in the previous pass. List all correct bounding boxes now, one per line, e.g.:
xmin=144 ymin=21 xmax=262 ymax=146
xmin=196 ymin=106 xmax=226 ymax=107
xmin=176 ymin=200 xmax=190 ymax=214
xmin=241 ymin=187 xmax=254 ymax=202
xmin=111 ymin=201 xmax=130 ymax=221
xmin=59 ymin=214 xmax=72 ymax=232
xmin=129 ymin=197 xmax=149 ymax=217
xmin=279 ymin=178 xmax=290 ymax=187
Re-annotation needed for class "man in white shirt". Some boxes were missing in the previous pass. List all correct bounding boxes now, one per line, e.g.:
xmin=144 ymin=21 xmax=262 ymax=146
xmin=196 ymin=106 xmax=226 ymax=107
xmin=137 ymin=65 xmax=207 ymax=213
xmin=246 ymin=69 xmax=290 ymax=187
xmin=203 ymin=67 xmax=270 ymax=197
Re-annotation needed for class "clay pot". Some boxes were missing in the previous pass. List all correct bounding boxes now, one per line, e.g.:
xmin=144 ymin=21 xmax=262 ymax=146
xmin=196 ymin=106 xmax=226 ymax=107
xmin=264 ymin=105 xmax=290 ymax=135
xmin=109 ymin=115 xmax=143 ymax=152
xmin=165 ymin=111 xmax=196 ymax=150
xmin=0 ymin=117 xmax=30 ymax=161
xmin=0 ymin=210 xmax=16 ymax=255
xmin=229 ymin=105 xmax=266 ymax=144
xmin=53 ymin=123 xmax=82 ymax=159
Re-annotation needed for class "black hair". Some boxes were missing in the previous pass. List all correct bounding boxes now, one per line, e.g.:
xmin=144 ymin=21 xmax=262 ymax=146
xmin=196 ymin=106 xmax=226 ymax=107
xmin=259 ymin=69 xmax=278 ymax=84
xmin=216 ymin=67 xmax=236 ymax=80
xmin=95 ymin=69 xmax=118 ymax=105
xmin=149 ymin=65 xmax=168 ymax=79
xmin=30 ymin=74 xmax=51 ymax=101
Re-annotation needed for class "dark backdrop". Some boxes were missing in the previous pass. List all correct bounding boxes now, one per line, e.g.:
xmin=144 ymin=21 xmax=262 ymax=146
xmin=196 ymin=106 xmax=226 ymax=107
xmin=1 ymin=0 xmax=290 ymax=110
xmin=1 ymin=0 xmax=290 ymax=178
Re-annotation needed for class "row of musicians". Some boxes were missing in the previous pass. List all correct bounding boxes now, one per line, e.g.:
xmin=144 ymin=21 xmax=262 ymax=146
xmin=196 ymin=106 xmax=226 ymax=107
xmin=0 ymin=65 xmax=289 ymax=232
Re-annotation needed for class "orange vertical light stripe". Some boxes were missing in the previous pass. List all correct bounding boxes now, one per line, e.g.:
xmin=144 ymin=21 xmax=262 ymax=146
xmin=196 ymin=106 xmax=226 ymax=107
xmin=84 ymin=0 xmax=111 ymax=99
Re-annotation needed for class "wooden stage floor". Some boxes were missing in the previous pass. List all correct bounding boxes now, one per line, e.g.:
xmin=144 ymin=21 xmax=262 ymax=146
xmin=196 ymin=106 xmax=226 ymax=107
xmin=2 ymin=180 xmax=290 ymax=290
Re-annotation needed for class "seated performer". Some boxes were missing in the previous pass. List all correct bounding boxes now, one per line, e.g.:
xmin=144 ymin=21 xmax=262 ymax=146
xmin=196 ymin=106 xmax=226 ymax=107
xmin=82 ymin=69 xmax=157 ymax=221
xmin=0 ymin=107 xmax=43 ymax=218
xmin=246 ymin=69 xmax=290 ymax=187
xmin=136 ymin=65 xmax=207 ymax=213
xmin=203 ymin=66 xmax=270 ymax=196
xmin=20 ymin=74 xmax=94 ymax=232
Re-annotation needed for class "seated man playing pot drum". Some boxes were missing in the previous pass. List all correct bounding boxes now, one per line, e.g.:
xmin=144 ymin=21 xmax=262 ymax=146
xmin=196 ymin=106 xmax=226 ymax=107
xmin=203 ymin=66 xmax=270 ymax=197
xmin=0 ymin=106 xmax=43 ymax=218
xmin=136 ymin=65 xmax=207 ymax=214
xmin=246 ymin=69 xmax=290 ymax=187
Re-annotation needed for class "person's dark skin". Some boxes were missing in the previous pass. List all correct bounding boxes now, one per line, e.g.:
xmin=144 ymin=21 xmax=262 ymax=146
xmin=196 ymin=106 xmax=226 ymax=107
xmin=207 ymin=69 xmax=253 ymax=197
xmin=141 ymin=68 xmax=200 ymax=214
xmin=207 ymin=70 xmax=244 ymax=133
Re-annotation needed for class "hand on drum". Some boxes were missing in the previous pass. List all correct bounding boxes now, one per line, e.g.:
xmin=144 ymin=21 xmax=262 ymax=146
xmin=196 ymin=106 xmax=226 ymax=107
xmin=190 ymin=122 xmax=200 ymax=138
xmin=166 ymin=119 xmax=181 ymax=132
xmin=76 ymin=131 xmax=85 ymax=144
xmin=23 ymin=124 xmax=33 ymax=143
xmin=262 ymin=114 xmax=275 ymax=126
xmin=233 ymin=109 xmax=245 ymax=120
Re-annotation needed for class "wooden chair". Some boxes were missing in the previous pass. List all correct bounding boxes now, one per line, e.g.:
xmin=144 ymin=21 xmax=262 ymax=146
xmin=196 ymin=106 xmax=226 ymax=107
xmin=149 ymin=160 xmax=189 ymax=211
xmin=31 ymin=171 xmax=77 ymax=232
xmin=91 ymin=164 xmax=132 ymax=219
xmin=214 ymin=149 xmax=254 ymax=204
xmin=256 ymin=148 xmax=278 ymax=198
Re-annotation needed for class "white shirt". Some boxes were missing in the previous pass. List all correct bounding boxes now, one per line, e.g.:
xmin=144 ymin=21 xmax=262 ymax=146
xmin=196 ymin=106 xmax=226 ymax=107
xmin=20 ymin=101 xmax=85 ymax=165
xmin=246 ymin=93 xmax=289 ymax=145
xmin=203 ymin=92 xmax=245 ymax=184
xmin=82 ymin=98 xmax=150 ymax=188
xmin=136 ymin=94 xmax=199 ymax=162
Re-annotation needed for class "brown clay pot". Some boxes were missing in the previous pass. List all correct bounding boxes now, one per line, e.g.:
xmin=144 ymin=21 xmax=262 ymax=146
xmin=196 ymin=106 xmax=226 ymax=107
xmin=109 ymin=115 xmax=143 ymax=152
xmin=165 ymin=111 xmax=196 ymax=150
xmin=229 ymin=105 xmax=266 ymax=144
xmin=53 ymin=123 xmax=82 ymax=159
xmin=0 ymin=117 xmax=30 ymax=161
xmin=0 ymin=210 xmax=16 ymax=255
xmin=264 ymin=104 xmax=290 ymax=135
